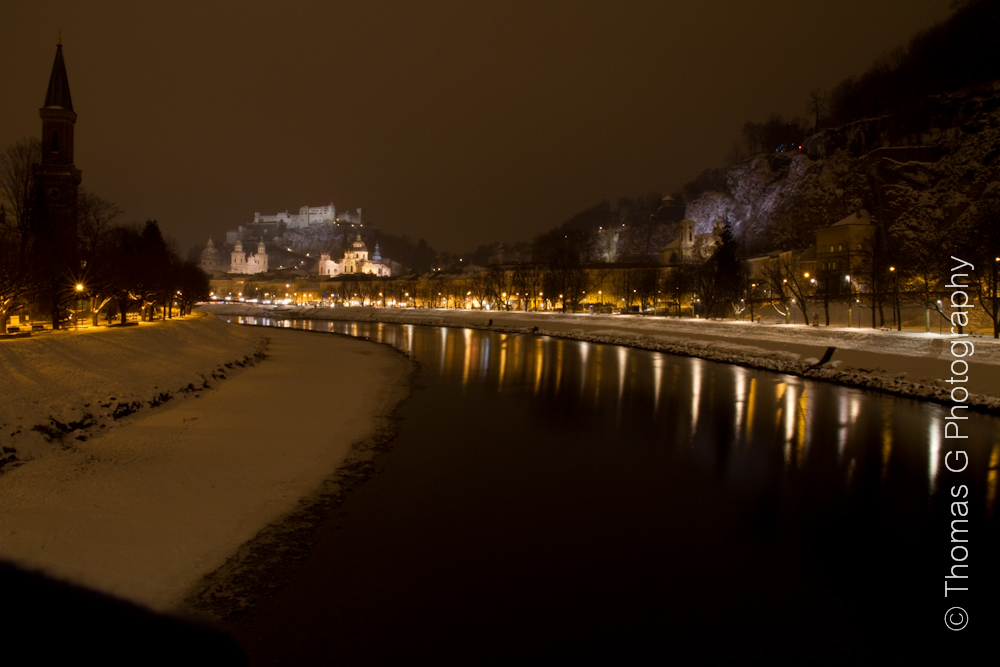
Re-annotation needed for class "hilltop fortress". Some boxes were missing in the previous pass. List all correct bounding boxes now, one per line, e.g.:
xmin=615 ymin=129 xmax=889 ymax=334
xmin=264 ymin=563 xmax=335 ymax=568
xmin=250 ymin=203 xmax=362 ymax=230
xmin=226 ymin=204 xmax=362 ymax=245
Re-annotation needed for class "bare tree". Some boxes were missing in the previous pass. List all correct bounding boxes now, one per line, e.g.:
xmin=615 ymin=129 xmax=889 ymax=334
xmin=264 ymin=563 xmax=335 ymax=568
xmin=76 ymin=189 xmax=125 ymax=323
xmin=589 ymin=267 xmax=613 ymax=305
xmin=806 ymin=89 xmax=829 ymax=131
xmin=634 ymin=266 xmax=660 ymax=311
xmin=813 ymin=263 xmax=839 ymax=326
xmin=856 ymin=224 xmax=892 ymax=328
xmin=510 ymin=264 xmax=542 ymax=311
xmin=0 ymin=226 xmax=40 ymax=332
xmin=0 ymin=138 xmax=41 ymax=236
xmin=661 ymin=264 xmax=692 ymax=317
xmin=357 ymin=276 xmax=380 ymax=306
xmin=742 ymin=121 xmax=763 ymax=155
xmin=773 ymin=253 xmax=813 ymax=324
xmin=78 ymin=188 xmax=123 ymax=259
xmin=484 ymin=265 xmax=512 ymax=310
xmin=760 ymin=257 xmax=794 ymax=323
xmin=467 ymin=270 xmax=488 ymax=309
xmin=726 ymin=140 xmax=747 ymax=166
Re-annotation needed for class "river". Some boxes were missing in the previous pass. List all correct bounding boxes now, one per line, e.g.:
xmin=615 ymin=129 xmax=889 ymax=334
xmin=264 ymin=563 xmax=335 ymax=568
xmin=216 ymin=316 xmax=997 ymax=662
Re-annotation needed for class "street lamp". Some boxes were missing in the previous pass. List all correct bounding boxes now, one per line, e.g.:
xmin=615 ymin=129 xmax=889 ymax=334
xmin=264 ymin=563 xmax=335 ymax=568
xmin=72 ymin=283 xmax=85 ymax=329
xmin=888 ymin=266 xmax=899 ymax=330
xmin=845 ymin=275 xmax=852 ymax=328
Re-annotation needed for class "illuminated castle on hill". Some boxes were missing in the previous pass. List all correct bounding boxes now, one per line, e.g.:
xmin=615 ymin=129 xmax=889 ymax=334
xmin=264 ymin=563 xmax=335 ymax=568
xmin=252 ymin=204 xmax=361 ymax=229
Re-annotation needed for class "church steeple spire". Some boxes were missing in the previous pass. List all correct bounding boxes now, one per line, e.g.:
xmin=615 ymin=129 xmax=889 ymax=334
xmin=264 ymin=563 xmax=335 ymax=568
xmin=39 ymin=42 xmax=77 ymax=167
xmin=44 ymin=42 xmax=74 ymax=112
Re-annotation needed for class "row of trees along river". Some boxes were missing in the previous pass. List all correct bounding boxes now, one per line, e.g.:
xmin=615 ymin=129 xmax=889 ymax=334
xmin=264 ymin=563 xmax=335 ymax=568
xmin=0 ymin=137 xmax=209 ymax=331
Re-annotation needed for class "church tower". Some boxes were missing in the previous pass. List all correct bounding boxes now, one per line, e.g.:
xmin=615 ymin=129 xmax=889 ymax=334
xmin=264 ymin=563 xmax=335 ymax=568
xmin=678 ymin=219 xmax=695 ymax=261
xmin=231 ymin=239 xmax=245 ymax=273
xmin=256 ymin=240 xmax=268 ymax=272
xmin=33 ymin=40 xmax=82 ymax=249
xmin=31 ymin=40 xmax=83 ymax=328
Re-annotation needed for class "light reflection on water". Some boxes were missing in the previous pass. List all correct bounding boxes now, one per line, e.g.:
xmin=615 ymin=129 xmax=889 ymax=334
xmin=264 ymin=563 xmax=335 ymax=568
xmin=229 ymin=315 xmax=999 ymax=518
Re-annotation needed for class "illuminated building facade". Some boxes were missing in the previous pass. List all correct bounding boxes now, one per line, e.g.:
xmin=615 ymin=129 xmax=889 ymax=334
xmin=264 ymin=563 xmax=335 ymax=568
xmin=317 ymin=233 xmax=391 ymax=277
xmin=230 ymin=239 xmax=269 ymax=275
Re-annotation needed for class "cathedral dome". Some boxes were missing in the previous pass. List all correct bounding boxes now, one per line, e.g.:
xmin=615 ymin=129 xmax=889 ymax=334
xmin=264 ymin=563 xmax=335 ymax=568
xmin=351 ymin=232 xmax=367 ymax=252
xmin=201 ymin=237 xmax=221 ymax=262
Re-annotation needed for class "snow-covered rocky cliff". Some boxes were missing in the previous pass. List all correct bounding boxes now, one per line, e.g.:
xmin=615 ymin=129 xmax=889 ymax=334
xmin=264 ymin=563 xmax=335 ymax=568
xmin=686 ymin=81 xmax=1000 ymax=252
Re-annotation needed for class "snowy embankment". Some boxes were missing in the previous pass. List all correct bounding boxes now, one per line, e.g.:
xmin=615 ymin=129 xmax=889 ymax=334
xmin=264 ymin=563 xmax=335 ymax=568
xmin=0 ymin=313 xmax=411 ymax=612
xmin=200 ymin=303 xmax=1000 ymax=409
xmin=0 ymin=314 xmax=267 ymax=469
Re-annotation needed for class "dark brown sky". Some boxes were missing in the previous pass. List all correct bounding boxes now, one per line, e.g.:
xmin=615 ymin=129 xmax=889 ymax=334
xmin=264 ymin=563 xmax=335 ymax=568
xmin=1 ymin=1 xmax=952 ymax=253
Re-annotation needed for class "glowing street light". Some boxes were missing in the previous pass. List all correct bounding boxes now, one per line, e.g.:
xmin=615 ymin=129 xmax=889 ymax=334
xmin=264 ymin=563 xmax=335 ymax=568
xmin=845 ymin=275 xmax=852 ymax=328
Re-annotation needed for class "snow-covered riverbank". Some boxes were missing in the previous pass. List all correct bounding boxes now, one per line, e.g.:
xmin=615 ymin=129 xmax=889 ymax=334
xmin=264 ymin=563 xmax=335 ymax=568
xmin=1 ymin=314 xmax=266 ymax=466
xmin=201 ymin=303 xmax=1000 ymax=409
xmin=0 ymin=313 xmax=411 ymax=611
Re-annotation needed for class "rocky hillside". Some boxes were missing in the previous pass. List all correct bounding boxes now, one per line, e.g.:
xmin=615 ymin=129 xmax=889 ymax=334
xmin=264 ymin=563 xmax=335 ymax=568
xmin=687 ymin=81 xmax=1000 ymax=253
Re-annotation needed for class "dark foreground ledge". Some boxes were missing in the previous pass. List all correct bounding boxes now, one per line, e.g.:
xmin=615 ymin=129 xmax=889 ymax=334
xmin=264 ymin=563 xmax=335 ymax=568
xmin=0 ymin=562 xmax=247 ymax=665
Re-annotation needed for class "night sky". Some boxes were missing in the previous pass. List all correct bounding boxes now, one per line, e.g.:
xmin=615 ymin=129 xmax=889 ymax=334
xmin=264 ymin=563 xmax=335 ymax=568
xmin=1 ymin=1 xmax=951 ymax=254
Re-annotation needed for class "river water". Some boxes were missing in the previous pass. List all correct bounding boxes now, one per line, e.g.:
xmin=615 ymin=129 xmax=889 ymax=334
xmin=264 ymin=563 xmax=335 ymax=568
xmin=220 ymin=316 xmax=998 ymax=662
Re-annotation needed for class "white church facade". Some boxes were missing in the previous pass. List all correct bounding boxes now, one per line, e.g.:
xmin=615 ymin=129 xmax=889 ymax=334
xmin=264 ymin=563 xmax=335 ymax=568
xmin=658 ymin=219 xmax=723 ymax=265
xmin=318 ymin=233 xmax=391 ymax=277
xmin=229 ymin=239 xmax=269 ymax=275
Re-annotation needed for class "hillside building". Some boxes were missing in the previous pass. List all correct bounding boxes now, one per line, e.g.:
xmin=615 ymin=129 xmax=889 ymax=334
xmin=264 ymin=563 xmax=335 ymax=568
xmin=815 ymin=209 xmax=873 ymax=277
xmin=658 ymin=219 xmax=723 ymax=265
xmin=317 ymin=232 xmax=391 ymax=277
